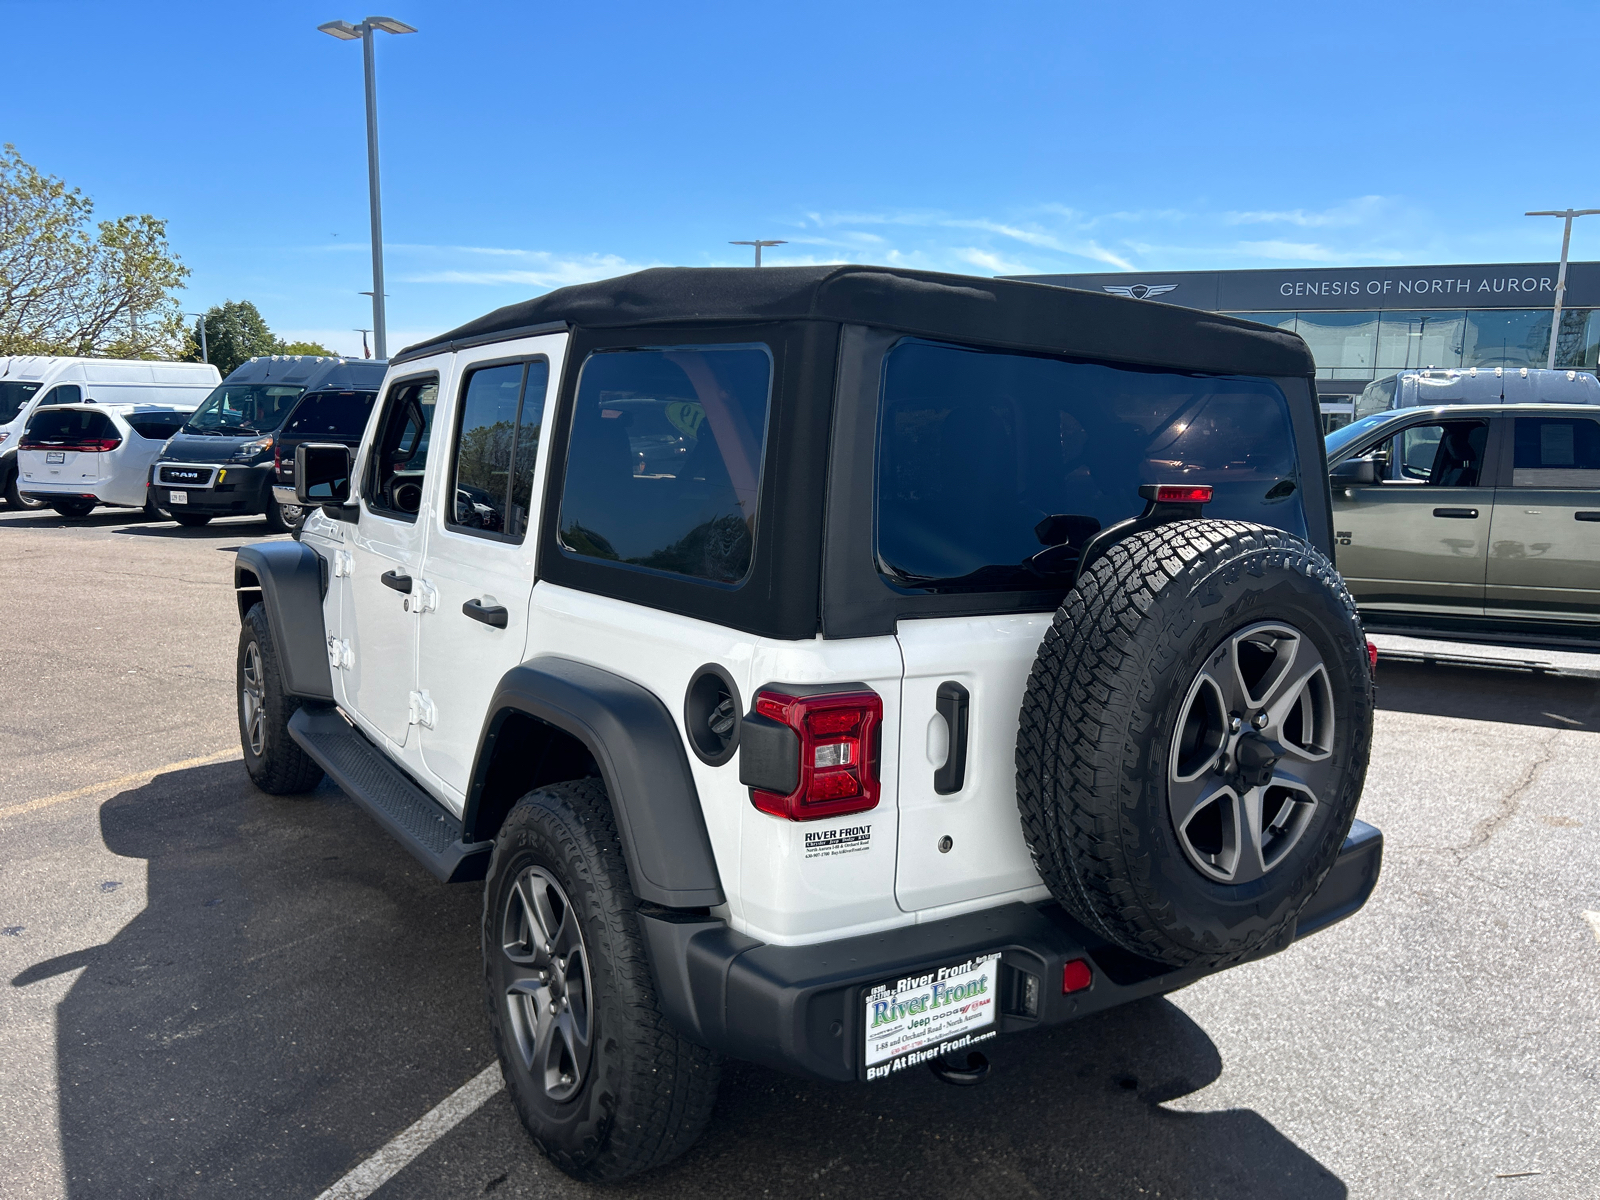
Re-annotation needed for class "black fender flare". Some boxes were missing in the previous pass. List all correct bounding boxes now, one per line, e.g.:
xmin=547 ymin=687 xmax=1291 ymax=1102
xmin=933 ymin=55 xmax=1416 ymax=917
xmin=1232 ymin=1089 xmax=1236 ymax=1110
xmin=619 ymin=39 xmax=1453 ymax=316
xmin=233 ymin=541 xmax=333 ymax=701
xmin=465 ymin=657 xmax=725 ymax=909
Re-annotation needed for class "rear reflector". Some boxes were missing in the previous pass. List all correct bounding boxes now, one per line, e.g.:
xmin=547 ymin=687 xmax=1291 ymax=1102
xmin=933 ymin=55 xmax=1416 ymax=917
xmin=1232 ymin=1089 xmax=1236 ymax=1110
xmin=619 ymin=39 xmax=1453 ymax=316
xmin=1140 ymin=483 xmax=1213 ymax=504
xmin=1367 ymin=640 xmax=1378 ymax=677
xmin=1062 ymin=959 xmax=1093 ymax=994
xmin=748 ymin=688 xmax=882 ymax=821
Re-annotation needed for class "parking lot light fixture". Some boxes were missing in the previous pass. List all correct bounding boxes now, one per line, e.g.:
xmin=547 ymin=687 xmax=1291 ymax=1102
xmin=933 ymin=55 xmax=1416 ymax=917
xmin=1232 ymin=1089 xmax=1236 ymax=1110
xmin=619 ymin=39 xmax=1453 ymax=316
xmin=1525 ymin=207 xmax=1600 ymax=369
xmin=319 ymin=15 xmax=416 ymax=360
xmin=729 ymin=239 xmax=787 ymax=268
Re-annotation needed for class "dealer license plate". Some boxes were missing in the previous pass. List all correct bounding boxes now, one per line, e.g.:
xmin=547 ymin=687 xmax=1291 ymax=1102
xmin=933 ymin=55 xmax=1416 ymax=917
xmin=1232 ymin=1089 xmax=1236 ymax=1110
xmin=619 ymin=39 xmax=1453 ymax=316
xmin=46 ymin=451 xmax=65 ymax=463
xmin=863 ymin=951 xmax=999 ymax=1080
xmin=169 ymin=490 xmax=187 ymax=505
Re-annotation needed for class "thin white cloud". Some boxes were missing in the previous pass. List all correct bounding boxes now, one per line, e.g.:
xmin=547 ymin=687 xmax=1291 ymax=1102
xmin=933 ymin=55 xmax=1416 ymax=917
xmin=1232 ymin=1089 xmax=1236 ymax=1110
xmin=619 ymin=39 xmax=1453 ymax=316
xmin=1224 ymin=196 xmax=1389 ymax=228
xmin=955 ymin=248 xmax=1033 ymax=276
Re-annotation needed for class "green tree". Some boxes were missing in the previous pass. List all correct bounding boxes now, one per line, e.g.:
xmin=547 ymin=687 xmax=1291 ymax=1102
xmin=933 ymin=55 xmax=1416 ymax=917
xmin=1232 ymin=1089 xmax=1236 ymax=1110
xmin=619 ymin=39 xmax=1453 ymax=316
xmin=277 ymin=339 xmax=338 ymax=357
xmin=0 ymin=144 xmax=189 ymax=358
xmin=192 ymin=300 xmax=277 ymax=377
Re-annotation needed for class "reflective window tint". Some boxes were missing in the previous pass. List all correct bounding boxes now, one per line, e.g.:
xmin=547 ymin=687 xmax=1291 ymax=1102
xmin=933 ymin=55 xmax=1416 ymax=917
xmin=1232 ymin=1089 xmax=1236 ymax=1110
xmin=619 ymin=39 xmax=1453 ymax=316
xmin=876 ymin=339 xmax=1300 ymax=592
xmin=1376 ymin=311 xmax=1466 ymax=371
xmin=1511 ymin=417 xmax=1600 ymax=487
xmin=558 ymin=345 xmax=772 ymax=585
xmin=367 ymin=377 xmax=437 ymax=519
xmin=1293 ymin=312 xmax=1379 ymax=378
xmin=450 ymin=364 xmax=523 ymax=534
xmin=508 ymin=363 xmax=549 ymax=539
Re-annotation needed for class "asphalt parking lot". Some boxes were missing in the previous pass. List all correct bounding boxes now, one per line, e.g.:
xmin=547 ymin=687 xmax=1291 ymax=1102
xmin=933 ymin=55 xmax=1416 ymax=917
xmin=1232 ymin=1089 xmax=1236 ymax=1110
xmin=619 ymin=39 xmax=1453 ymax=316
xmin=2 ymin=504 xmax=1597 ymax=1200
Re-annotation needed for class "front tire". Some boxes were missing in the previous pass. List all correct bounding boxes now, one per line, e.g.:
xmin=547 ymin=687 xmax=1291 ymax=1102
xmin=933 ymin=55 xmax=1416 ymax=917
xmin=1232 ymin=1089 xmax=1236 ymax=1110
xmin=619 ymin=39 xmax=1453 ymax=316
xmin=237 ymin=603 xmax=325 ymax=794
xmin=484 ymin=780 xmax=721 ymax=1183
xmin=265 ymin=500 xmax=303 ymax=534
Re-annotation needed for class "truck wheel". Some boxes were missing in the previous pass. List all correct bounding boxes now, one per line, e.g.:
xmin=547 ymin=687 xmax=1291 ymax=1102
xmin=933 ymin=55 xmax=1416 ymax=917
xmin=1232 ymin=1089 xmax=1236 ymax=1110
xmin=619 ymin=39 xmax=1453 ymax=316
xmin=50 ymin=498 xmax=96 ymax=518
xmin=1016 ymin=520 xmax=1373 ymax=970
xmin=265 ymin=500 xmax=303 ymax=534
xmin=484 ymin=780 xmax=721 ymax=1183
xmin=237 ymin=603 xmax=325 ymax=795
xmin=174 ymin=513 xmax=212 ymax=528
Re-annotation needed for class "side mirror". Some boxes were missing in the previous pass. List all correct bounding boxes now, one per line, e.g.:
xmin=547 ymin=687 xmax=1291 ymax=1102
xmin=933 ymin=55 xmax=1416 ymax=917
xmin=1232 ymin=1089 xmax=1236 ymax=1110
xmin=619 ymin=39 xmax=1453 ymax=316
xmin=296 ymin=442 xmax=353 ymax=514
xmin=1329 ymin=456 xmax=1378 ymax=486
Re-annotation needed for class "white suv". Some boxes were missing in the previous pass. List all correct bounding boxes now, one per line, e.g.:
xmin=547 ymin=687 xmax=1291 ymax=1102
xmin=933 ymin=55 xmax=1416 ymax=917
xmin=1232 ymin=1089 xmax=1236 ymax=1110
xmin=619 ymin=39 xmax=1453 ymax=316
xmin=232 ymin=266 xmax=1383 ymax=1182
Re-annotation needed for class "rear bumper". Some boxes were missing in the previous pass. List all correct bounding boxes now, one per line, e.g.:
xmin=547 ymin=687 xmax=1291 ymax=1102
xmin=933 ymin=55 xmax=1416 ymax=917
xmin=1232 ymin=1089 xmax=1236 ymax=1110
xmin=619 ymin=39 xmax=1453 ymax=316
xmin=271 ymin=485 xmax=302 ymax=507
xmin=641 ymin=819 xmax=1383 ymax=1083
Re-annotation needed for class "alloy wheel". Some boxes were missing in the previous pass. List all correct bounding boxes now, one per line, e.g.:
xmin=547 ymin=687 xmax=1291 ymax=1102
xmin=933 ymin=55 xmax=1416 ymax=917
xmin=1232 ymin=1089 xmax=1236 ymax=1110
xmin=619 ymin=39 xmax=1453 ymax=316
xmin=240 ymin=641 xmax=267 ymax=756
xmin=1168 ymin=621 xmax=1336 ymax=884
xmin=501 ymin=866 xmax=593 ymax=1103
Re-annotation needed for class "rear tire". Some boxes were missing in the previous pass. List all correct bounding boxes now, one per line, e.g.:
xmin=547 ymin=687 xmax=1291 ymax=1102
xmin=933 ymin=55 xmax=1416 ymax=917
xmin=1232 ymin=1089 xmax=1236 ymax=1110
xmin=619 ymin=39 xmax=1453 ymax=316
xmin=4 ymin=471 xmax=46 ymax=511
xmin=237 ymin=603 xmax=325 ymax=795
xmin=174 ymin=512 xmax=212 ymax=528
xmin=265 ymin=500 xmax=303 ymax=534
xmin=50 ymin=498 xmax=96 ymax=518
xmin=484 ymin=780 xmax=722 ymax=1183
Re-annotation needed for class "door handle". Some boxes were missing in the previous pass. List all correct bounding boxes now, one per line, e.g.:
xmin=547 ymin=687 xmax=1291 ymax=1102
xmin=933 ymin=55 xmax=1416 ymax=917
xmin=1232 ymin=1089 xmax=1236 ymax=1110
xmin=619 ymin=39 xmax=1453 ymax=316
xmin=1577 ymin=511 xmax=1600 ymax=522
xmin=462 ymin=598 xmax=508 ymax=628
xmin=934 ymin=681 xmax=969 ymax=795
xmin=380 ymin=569 xmax=413 ymax=593
xmin=1431 ymin=508 xmax=1478 ymax=519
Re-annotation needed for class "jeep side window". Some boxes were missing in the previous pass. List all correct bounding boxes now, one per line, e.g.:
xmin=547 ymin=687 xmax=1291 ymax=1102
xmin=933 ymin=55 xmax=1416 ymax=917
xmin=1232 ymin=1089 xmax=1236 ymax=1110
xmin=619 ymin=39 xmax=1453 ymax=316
xmin=556 ymin=345 xmax=772 ymax=585
xmin=366 ymin=376 xmax=438 ymax=519
xmin=448 ymin=359 xmax=549 ymax=540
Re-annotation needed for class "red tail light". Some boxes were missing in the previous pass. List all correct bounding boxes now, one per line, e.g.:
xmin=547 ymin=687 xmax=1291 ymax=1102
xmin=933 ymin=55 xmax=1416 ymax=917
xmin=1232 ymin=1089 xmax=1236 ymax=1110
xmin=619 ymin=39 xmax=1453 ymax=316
xmin=274 ymin=441 xmax=282 ymax=473
xmin=20 ymin=436 xmax=121 ymax=452
xmin=748 ymin=689 xmax=882 ymax=821
xmin=1141 ymin=483 xmax=1213 ymax=504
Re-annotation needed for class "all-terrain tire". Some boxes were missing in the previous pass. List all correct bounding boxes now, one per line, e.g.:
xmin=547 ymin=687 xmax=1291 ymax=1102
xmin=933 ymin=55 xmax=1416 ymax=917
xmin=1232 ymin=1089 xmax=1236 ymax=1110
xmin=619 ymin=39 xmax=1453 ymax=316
xmin=237 ymin=603 xmax=325 ymax=794
xmin=1015 ymin=520 xmax=1373 ymax=969
xmin=484 ymin=780 xmax=722 ymax=1183
xmin=174 ymin=513 xmax=212 ymax=528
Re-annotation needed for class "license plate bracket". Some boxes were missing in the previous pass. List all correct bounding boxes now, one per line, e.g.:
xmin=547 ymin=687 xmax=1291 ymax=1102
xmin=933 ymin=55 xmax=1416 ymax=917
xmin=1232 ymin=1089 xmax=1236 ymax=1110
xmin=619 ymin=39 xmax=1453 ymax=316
xmin=863 ymin=951 xmax=1000 ymax=1080
xmin=45 ymin=451 xmax=65 ymax=464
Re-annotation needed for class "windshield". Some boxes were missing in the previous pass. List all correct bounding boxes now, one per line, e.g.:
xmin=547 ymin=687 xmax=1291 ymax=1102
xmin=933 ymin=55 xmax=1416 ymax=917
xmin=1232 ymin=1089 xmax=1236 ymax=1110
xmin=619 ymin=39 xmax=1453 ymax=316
xmin=1325 ymin=412 xmax=1398 ymax=458
xmin=183 ymin=383 xmax=305 ymax=435
xmin=0 ymin=381 xmax=43 ymax=425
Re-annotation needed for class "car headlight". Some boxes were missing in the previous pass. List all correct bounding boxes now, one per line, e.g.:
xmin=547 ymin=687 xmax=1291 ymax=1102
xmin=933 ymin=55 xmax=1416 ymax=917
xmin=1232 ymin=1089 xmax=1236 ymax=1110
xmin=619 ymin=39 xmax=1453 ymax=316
xmin=231 ymin=435 xmax=274 ymax=462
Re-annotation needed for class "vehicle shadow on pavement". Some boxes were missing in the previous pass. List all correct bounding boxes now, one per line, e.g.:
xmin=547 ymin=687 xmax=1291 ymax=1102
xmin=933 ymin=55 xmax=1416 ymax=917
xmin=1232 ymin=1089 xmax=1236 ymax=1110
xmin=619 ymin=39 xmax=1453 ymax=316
xmin=1375 ymin=660 xmax=1600 ymax=730
xmin=15 ymin=759 xmax=1344 ymax=1200
xmin=12 ymin=760 xmax=490 ymax=1200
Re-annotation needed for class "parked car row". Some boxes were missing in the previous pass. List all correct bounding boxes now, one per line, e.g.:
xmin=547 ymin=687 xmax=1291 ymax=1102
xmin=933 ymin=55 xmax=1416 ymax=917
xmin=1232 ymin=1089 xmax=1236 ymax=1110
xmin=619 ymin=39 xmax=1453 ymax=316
xmin=1 ymin=353 xmax=385 ymax=531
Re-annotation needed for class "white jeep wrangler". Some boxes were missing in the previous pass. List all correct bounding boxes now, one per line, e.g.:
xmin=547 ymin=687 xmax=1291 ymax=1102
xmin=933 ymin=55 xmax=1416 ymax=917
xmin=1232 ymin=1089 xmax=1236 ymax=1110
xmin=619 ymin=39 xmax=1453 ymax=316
xmin=232 ymin=266 xmax=1382 ymax=1182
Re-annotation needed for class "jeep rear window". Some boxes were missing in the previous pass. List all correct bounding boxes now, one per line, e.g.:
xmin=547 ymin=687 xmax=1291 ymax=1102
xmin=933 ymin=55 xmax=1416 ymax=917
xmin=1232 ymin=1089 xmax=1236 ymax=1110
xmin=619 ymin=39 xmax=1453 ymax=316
xmin=557 ymin=345 xmax=772 ymax=586
xmin=876 ymin=339 xmax=1302 ymax=592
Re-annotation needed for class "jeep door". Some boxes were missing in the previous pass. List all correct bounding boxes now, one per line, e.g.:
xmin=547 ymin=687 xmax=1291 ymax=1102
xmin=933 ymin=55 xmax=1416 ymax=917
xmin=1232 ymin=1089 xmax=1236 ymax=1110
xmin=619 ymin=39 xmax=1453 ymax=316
xmin=1332 ymin=416 xmax=1493 ymax=616
xmin=415 ymin=335 xmax=563 ymax=802
xmin=1485 ymin=412 xmax=1600 ymax=622
xmin=339 ymin=371 xmax=440 ymax=747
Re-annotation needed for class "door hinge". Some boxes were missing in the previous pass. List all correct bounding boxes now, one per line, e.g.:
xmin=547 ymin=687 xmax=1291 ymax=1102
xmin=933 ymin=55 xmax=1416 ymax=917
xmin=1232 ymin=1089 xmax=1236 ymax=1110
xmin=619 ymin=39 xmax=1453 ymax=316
xmin=407 ymin=689 xmax=437 ymax=729
xmin=326 ymin=637 xmax=353 ymax=670
xmin=333 ymin=549 xmax=353 ymax=578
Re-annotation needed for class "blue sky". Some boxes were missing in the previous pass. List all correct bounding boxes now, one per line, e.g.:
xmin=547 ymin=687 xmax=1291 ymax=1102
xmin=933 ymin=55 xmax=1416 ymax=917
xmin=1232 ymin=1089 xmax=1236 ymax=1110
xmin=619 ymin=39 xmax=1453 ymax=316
xmin=6 ymin=0 xmax=1599 ymax=359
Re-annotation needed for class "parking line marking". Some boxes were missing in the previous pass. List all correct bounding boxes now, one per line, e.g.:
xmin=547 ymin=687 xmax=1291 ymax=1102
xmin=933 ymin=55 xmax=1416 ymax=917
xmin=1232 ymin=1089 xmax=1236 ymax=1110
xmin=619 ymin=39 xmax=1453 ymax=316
xmin=312 ymin=1064 xmax=505 ymax=1200
xmin=1584 ymin=912 xmax=1600 ymax=945
xmin=0 ymin=748 xmax=240 ymax=823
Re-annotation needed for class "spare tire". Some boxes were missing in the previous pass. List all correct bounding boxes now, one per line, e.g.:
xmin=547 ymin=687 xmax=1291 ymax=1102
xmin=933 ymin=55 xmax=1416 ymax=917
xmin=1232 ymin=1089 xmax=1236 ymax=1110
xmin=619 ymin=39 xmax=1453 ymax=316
xmin=1016 ymin=520 xmax=1372 ymax=969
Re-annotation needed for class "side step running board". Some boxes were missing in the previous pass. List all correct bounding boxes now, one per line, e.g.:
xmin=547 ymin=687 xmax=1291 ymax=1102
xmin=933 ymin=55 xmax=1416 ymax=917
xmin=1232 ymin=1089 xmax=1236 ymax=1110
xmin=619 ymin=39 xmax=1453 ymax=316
xmin=287 ymin=706 xmax=493 ymax=883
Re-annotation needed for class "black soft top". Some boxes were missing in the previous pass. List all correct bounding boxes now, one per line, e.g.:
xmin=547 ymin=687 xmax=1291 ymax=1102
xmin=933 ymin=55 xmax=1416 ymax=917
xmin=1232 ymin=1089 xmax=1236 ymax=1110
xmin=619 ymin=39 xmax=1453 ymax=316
xmin=393 ymin=266 xmax=1314 ymax=378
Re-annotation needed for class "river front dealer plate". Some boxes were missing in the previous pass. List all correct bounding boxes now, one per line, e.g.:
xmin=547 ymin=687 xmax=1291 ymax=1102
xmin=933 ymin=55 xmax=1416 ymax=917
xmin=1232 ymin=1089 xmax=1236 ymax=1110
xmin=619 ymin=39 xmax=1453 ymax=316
xmin=863 ymin=951 xmax=999 ymax=1080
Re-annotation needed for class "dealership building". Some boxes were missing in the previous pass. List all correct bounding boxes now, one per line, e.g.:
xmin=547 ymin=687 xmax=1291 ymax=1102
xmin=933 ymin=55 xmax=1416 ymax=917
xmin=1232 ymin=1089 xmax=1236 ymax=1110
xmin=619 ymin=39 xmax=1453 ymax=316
xmin=1015 ymin=261 xmax=1600 ymax=425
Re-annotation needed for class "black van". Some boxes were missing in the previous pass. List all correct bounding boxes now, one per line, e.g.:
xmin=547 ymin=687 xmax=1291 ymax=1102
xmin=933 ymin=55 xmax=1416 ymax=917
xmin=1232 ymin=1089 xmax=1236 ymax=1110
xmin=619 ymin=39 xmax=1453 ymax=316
xmin=150 ymin=356 xmax=388 ymax=529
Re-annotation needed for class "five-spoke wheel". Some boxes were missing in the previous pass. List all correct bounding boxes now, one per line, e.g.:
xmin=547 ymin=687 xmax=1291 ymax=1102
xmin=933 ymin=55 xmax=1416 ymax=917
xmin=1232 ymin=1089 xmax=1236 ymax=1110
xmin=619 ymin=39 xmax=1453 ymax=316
xmin=500 ymin=867 xmax=593 ymax=1103
xmin=1169 ymin=621 xmax=1336 ymax=884
xmin=240 ymin=640 xmax=267 ymax=757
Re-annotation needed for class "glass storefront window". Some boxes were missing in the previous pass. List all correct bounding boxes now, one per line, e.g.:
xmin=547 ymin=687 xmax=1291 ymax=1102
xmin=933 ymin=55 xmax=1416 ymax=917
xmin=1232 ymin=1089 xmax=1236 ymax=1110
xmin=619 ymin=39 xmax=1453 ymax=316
xmin=1224 ymin=312 xmax=1298 ymax=331
xmin=1463 ymin=309 xmax=1552 ymax=368
xmin=1294 ymin=312 xmax=1379 ymax=378
xmin=1376 ymin=311 xmax=1465 ymax=371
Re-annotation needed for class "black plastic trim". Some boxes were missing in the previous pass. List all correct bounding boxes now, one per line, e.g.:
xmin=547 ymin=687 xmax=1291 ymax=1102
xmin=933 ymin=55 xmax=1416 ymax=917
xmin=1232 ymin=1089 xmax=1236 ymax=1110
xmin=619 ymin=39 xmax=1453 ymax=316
xmin=464 ymin=657 xmax=724 ymax=908
xmin=234 ymin=541 xmax=333 ymax=700
xmin=683 ymin=663 xmax=741 ymax=767
xmin=638 ymin=817 xmax=1382 ymax=1082
xmin=933 ymin=681 xmax=969 ymax=794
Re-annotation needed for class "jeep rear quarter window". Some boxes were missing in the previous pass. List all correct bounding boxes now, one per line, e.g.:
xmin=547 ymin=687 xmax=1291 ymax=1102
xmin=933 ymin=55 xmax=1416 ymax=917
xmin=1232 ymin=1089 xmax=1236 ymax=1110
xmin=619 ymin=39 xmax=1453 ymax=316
xmin=876 ymin=339 xmax=1303 ymax=590
xmin=556 ymin=345 xmax=773 ymax=585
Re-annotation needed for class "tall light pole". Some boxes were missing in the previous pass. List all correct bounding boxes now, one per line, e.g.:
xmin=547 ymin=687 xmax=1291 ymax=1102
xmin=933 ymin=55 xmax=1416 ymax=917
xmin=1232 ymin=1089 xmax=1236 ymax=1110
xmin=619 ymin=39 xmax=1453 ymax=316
xmin=184 ymin=312 xmax=209 ymax=364
xmin=730 ymin=239 xmax=787 ymax=267
xmin=1526 ymin=208 xmax=1600 ymax=369
xmin=319 ymin=15 xmax=416 ymax=360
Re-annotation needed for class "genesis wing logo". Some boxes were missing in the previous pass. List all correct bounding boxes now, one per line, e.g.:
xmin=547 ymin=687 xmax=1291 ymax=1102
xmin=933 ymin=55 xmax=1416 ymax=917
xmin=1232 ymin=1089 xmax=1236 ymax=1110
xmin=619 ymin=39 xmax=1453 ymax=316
xmin=1103 ymin=283 xmax=1178 ymax=300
